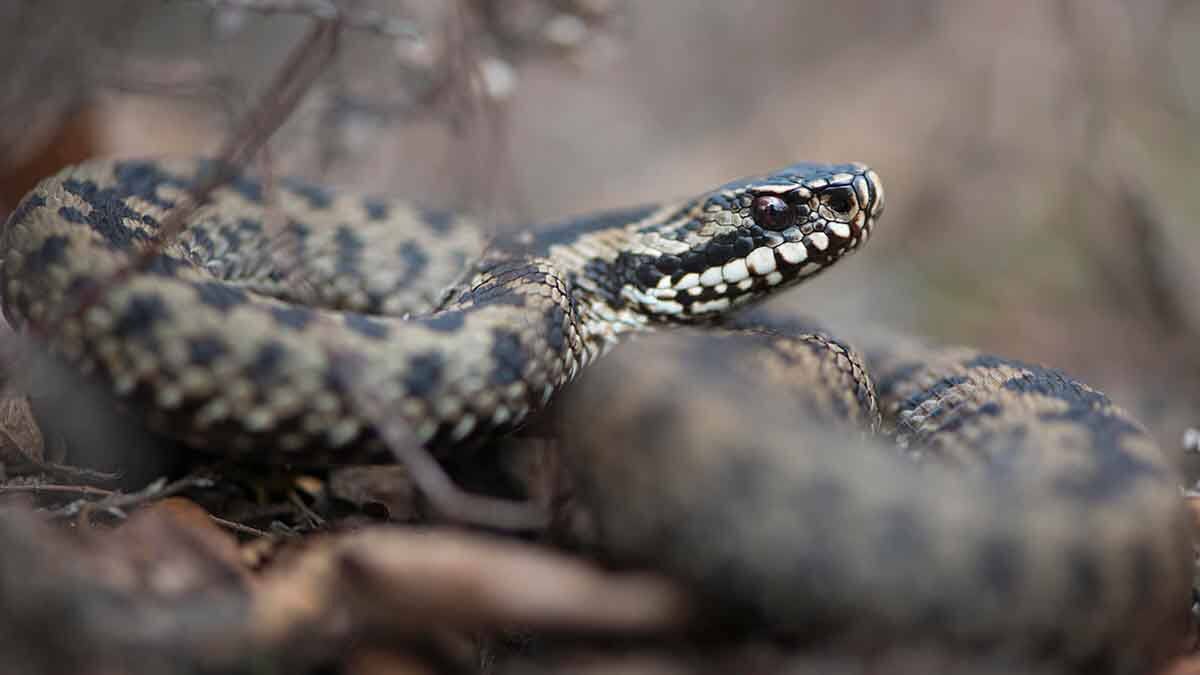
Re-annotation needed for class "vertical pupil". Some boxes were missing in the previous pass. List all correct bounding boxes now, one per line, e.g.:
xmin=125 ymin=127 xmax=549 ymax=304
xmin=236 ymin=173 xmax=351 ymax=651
xmin=753 ymin=195 xmax=791 ymax=230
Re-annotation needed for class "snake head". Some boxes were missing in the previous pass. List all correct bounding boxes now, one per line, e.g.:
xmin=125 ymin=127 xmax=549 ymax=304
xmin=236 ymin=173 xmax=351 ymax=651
xmin=617 ymin=162 xmax=884 ymax=319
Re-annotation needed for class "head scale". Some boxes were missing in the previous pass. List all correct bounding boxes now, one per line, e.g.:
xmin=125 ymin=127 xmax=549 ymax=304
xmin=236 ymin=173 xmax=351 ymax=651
xmin=616 ymin=162 xmax=884 ymax=319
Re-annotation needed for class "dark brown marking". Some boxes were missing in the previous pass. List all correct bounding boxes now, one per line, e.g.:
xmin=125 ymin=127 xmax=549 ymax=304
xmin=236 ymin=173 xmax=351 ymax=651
xmin=187 ymin=335 xmax=228 ymax=366
xmin=334 ymin=224 xmax=364 ymax=276
xmin=343 ymin=313 xmax=390 ymax=340
xmin=114 ymin=293 xmax=171 ymax=338
xmin=898 ymin=374 xmax=970 ymax=413
xmin=248 ymin=340 xmax=288 ymax=381
xmin=26 ymin=235 xmax=69 ymax=273
xmin=146 ymin=255 xmax=185 ymax=277
xmin=112 ymin=160 xmax=188 ymax=208
xmin=488 ymin=328 xmax=528 ymax=386
xmin=423 ymin=310 xmax=466 ymax=333
xmin=402 ymin=350 xmax=445 ymax=398
xmin=270 ymin=305 xmax=316 ymax=330
xmin=363 ymin=199 xmax=388 ymax=220
xmin=282 ymin=176 xmax=332 ymax=209
xmin=396 ymin=241 xmax=429 ymax=287
xmin=58 ymin=181 xmax=155 ymax=249
xmin=193 ymin=282 xmax=249 ymax=312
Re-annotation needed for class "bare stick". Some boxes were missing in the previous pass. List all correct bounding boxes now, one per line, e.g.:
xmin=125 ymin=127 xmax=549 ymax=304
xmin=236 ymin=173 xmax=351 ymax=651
xmin=330 ymin=352 xmax=550 ymax=533
xmin=197 ymin=0 xmax=421 ymax=40
xmin=0 ymin=483 xmax=117 ymax=499
xmin=48 ymin=473 xmax=215 ymax=520
xmin=33 ymin=17 xmax=341 ymax=337
xmin=209 ymin=513 xmax=271 ymax=537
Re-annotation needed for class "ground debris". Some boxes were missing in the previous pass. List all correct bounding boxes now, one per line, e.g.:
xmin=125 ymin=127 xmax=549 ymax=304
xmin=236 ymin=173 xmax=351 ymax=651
xmin=0 ymin=501 xmax=699 ymax=675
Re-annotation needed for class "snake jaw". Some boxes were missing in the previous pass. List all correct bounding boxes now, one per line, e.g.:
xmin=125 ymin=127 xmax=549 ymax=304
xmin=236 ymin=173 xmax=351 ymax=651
xmin=615 ymin=162 xmax=883 ymax=321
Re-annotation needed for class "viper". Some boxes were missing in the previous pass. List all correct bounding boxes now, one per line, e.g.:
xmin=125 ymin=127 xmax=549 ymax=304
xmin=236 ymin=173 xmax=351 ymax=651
xmin=0 ymin=158 xmax=1191 ymax=673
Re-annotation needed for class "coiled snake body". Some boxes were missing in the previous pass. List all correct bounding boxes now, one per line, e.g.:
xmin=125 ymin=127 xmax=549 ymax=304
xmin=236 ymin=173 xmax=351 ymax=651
xmin=1 ymin=158 xmax=1193 ymax=672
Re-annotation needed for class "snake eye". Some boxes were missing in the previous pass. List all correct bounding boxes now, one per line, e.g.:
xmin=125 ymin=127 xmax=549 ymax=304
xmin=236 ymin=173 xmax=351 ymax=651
xmin=819 ymin=186 xmax=857 ymax=217
xmin=752 ymin=195 xmax=794 ymax=231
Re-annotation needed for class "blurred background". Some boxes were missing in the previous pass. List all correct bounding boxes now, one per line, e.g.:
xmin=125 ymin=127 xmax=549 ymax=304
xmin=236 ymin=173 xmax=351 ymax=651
xmin=3 ymin=0 xmax=1199 ymax=470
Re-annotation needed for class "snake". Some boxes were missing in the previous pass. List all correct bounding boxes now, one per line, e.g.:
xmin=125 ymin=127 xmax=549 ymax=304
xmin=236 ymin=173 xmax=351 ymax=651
xmin=0 ymin=157 xmax=1193 ymax=673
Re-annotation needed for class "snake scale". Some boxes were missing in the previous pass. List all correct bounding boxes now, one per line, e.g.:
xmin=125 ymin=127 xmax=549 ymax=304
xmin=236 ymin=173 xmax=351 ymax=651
xmin=0 ymin=158 xmax=1193 ymax=673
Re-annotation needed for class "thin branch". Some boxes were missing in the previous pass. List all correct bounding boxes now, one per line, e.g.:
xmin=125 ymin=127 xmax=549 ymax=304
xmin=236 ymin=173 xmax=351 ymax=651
xmin=209 ymin=513 xmax=272 ymax=537
xmin=287 ymin=488 xmax=327 ymax=528
xmin=0 ymin=483 xmax=117 ymax=498
xmin=3 ymin=459 xmax=120 ymax=483
xmin=330 ymin=352 xmax=550 ymax=533
xmin=47 ymin=474 xmax=215 ymax=521
xmin=32 ymin=17 xmax=342 ymax=339
xmin=1115 ymin=179 xmax=1194 ymax=335
xmin=197 ymin=0 xmax=422 ymax=41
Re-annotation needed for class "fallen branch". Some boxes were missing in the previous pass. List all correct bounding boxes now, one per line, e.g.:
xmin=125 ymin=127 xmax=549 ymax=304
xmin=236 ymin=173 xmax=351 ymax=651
xmin=0 ymin=505 xmax=694 ymax=674
xmin=197 ymin=0 xmax=422 ymax=41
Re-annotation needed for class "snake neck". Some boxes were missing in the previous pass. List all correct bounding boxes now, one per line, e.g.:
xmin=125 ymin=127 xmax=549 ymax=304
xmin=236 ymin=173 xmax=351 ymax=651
xmin=549 ymin=232 xmax=658 ymax=366
xmin=489 ymin=206 xmax=678 ymax=366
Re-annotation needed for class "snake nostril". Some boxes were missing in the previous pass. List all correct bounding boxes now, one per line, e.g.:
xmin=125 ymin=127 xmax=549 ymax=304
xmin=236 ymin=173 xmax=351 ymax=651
xmin=819 ymin=186 xmax=856 ymax=218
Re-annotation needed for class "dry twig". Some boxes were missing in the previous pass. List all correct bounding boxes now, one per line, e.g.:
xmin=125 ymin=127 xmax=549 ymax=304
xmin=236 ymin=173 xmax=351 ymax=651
xmin=34 ymin=17 xmax=342 ymax=337
xmin=332 ymin=352 xmax=551 ymax=533
xmin=198 ymin=0 xmax=422 ymax=41
xmin=0 ymin=506 xmax=693 ymax=674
